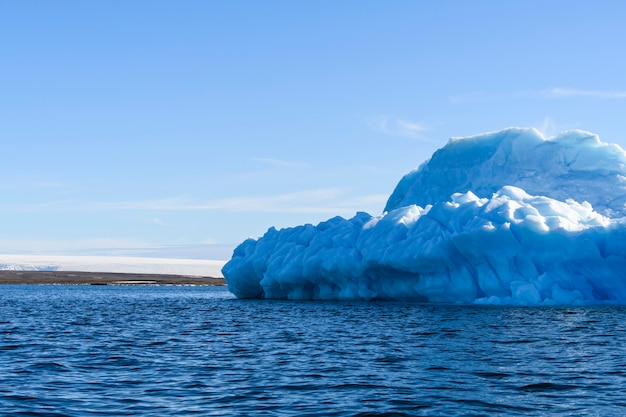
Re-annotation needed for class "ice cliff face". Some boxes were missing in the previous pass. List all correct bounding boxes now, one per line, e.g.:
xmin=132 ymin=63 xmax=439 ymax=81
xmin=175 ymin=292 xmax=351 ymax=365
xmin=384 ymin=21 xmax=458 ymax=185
xmin=223 ymin=128 xmax=626 ymax=305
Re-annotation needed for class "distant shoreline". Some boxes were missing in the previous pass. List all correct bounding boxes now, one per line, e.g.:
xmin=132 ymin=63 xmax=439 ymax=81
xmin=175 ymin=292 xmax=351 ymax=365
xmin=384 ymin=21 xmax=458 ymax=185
xmin=0 ymin=270 xmax=227 ymax=286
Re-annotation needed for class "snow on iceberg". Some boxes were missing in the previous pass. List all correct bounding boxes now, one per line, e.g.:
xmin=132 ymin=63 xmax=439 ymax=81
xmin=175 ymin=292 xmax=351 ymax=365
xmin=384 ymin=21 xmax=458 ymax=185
xmin=223 ymin=128 xmax=626 ymax=305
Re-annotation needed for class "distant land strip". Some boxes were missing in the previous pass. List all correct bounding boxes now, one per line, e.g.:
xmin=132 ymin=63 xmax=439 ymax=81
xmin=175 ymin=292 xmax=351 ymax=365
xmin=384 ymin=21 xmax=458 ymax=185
xmin=0 ymin=270 xmax=226 ymax=286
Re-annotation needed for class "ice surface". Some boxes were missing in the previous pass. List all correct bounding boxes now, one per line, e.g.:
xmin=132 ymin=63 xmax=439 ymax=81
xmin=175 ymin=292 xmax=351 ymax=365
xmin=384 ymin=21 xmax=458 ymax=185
xmin=0 ymin=264 xmax=58 ymax=272
xmin=223 ymin=128 xmax=626 ymax=304
xmin=385 ymin=128 xmax=626 ymax=217
xmin=0 ymin=255 xmax=226 ymax=277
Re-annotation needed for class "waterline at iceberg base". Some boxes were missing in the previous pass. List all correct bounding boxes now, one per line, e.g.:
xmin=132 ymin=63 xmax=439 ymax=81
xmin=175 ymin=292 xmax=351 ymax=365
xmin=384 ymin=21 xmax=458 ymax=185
xmin=223 ymin=128 xmax=626 ymax=305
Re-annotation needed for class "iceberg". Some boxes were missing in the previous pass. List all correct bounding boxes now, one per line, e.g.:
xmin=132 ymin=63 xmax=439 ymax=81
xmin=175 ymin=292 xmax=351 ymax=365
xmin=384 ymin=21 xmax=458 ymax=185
xmin=223 ymin=128 xmax=626 ymax=305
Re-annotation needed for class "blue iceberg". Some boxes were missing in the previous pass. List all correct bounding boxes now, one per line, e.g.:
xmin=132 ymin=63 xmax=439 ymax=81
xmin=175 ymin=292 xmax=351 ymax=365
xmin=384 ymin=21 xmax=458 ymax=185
xmin=223 ymin=128 xmax=626 ymax=305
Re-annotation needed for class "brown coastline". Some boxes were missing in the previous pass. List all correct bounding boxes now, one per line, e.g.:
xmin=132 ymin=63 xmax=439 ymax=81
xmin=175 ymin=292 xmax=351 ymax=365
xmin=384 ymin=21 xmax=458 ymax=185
xmin=0 ymin=270 xmax=226 ymax=286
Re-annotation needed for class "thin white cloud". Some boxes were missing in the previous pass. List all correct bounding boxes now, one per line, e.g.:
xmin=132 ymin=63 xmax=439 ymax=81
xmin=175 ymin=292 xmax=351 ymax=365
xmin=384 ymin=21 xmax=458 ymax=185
xmin=0 ymin=237 xmax=157 ymax=254
xmin=0 ymin=238 xmax=231 ymax=259
xmin=0 ymin=179 xmax=78 ymax=192
xmin=205 ymin=189 xmax=388 ymax=214
xmin=451 ymin=88 xmax=626 ymax=103
xmin=368 ymin=116 xmax=429 ymax=139
xmin=32 ymin=180 xmax=79 ymax=190
xmin=151 ymin=216 xmax=169 ymax=226
xmin=89 ymin=196 xmax=194 ymax=211
xmin=541 ymin=88 xmax=626 ymax=99
xmin=396 ymin=120 xmax=428 ymax=138
xmin=15 ymin=199 xmax=80 ymax=211
xmin=4 ymin=189 xmax=389 ymax=216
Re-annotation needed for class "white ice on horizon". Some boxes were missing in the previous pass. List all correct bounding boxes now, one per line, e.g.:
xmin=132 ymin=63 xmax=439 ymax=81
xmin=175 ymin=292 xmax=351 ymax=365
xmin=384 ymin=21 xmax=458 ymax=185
xmin=223 ymin=128 xmax=626 ymax=305
xmin=0 ymin=255 xmax=226 ymax=277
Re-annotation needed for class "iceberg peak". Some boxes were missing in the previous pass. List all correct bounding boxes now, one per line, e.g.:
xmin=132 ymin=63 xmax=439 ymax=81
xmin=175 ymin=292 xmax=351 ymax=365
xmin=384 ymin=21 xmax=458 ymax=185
xmin=385 ymin=127 xmax=626 ymax=217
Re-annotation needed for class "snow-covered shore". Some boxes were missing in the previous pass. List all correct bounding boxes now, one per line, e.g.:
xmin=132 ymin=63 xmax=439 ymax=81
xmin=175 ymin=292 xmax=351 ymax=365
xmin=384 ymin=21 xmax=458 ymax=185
xmin=0 ymin=254 xmax=225 ymax=277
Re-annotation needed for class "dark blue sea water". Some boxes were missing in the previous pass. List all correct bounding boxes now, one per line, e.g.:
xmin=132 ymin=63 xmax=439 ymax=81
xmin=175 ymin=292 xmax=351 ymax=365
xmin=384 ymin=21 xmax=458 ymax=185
xmin=1 ymin=285 xmax=626 ymax=416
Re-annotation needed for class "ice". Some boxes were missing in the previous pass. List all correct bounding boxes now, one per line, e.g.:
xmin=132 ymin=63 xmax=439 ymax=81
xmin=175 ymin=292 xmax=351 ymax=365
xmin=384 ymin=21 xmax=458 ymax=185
xmin=0 ymin=255 xmax=226 ymax=277
xmin=223 ymin=128 xmax=626 ymax=304
xmin=385 ymin=128 xmax=626 ymax=217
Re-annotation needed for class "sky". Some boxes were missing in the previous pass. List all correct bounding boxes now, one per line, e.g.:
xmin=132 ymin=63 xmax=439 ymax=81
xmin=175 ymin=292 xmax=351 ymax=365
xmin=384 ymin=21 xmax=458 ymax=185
xmin=2 ymin=1 xmax=626 ymax=260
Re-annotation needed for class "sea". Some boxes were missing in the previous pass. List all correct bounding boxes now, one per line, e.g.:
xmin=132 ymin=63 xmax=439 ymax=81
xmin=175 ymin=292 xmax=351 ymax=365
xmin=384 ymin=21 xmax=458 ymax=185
xmin=1 ymin=285 xmax=625 ymax=416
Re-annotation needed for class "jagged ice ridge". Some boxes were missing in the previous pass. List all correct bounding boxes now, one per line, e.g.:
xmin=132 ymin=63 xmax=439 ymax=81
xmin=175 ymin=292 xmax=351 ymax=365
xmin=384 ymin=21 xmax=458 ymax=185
xmin=223 ymin=128 xmax=626 ymax=305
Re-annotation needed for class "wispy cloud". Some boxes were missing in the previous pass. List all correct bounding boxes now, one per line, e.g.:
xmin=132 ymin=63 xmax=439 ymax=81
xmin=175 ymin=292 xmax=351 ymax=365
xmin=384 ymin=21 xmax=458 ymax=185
xmin=5 ymin=189 xmax=389 ymax=216
xmin=86 ymin=196 xmax=195 ymax=211
xmin=540 ymin=88 xmax=626 ymax=99
xmin=204 ymin=189 xmax=388 ymax=214
xmin=150 ymin=216 xmax=169 ymax=226
xmin=32 ymin=181 xmax=73 ymax=189
xmin=0 ymin=237 xmax=158 ymax=254
xmin=450 ymin=88 xmax=626 ymax=104
xmin=0 ymin=179 xmax=78 ymax=192
xmin=368 ymin=116 xmax=429 ymax=139
xmin=0 ymin=240 xmax=232 ymax=260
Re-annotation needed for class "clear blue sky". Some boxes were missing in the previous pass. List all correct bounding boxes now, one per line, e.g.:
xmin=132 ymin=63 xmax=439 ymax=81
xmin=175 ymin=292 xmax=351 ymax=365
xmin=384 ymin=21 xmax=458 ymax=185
xmin=2 ymin=1 xmax=626 ymax=259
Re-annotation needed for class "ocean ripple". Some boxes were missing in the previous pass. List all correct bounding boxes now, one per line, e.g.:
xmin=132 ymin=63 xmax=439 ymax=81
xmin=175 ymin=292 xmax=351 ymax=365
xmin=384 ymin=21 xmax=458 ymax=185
xmin=1 ymin=285 xmax=625 ymax=415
